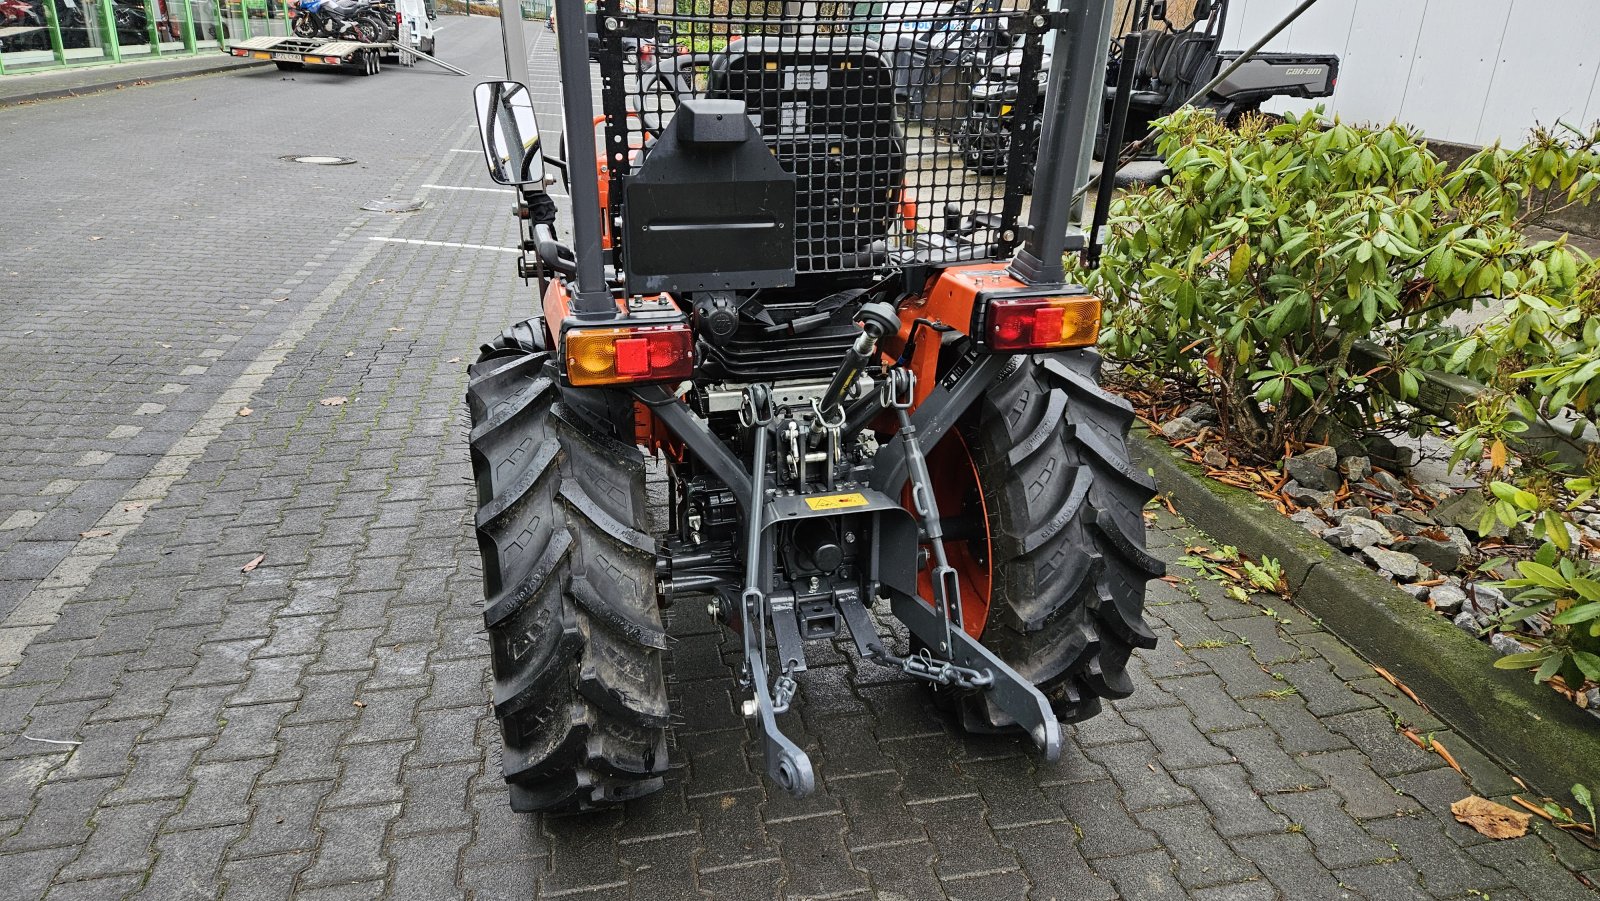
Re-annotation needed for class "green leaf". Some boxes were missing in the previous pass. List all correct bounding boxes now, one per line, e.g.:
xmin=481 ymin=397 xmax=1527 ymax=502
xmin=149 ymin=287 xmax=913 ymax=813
xmin=1573 ymin=651 xmax=1600 ymax=681
xmin=1493 ymin=650 xmax=1554 ymax=669
xmin=1517 ymin=562 xmax=1568 ymax=590
xmin=1552 ymin=602 xmax=1600 ymax=625
xmin=1535 ymin=652 xmax=1564 ymax=683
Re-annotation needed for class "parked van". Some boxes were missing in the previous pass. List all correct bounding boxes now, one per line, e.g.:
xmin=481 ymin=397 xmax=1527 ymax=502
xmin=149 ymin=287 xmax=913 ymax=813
xmin=383 ymin=0 xmax=436 ymax=61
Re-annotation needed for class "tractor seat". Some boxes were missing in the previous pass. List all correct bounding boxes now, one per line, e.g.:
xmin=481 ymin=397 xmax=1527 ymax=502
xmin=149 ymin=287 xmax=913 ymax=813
xmin=706 ymin=36 xmax=906 ymax=276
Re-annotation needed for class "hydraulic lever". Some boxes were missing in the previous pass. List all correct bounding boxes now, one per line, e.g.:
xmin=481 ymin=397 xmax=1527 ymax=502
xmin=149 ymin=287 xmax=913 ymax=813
xmin=817 ymin=301 xmax=900 ymax=419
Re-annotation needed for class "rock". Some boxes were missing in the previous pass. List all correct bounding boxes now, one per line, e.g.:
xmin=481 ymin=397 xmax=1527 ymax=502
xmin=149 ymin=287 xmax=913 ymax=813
xmin=1440 ymin=527 xmax=1473 ymax=558
xmin=1181 ymin=402 xmax=1219 ymax=424
xmin=1324 ymin=518 xmax=1394 ymax=551
xmin=1433 ymin=490 xmax=1488 ymax=534
xmin=1361 ymin=547 xmax=1421 ymax=580
xmin=1401 ymin=583 xmax=1432 ymax=600
xmin=1401 ymin=508 xmax=1436 ymax=525
xmin=1340 ymin=455 xmax=1372 ymax=483
xmin=1371 ymin=470 xmax=1414 ymax=503
xmin=1416 ymin=563 xmax=1436 ymax=582
xmin=1586 ymin=513 xmax=1600 ymax=530
xmin=1332 ymin=507 xmax=1375 ymax=523
xmin=1490 ymin=632 xmax=1531 ymax=657
xmin=1289 ymin=510 xmax=1328 ymax=536
xmin=1429 ymin=584 xmax=1467 ymax=615
xmin=1378 ymin=513 xmax=1416 ymax=536
xmin=1285 ymin=446 xmax=1342 ymax=491
xmin=1161 ymin=417 xmax=1201 ymax=440
xmin=1419 ymin=482 xmax=1456 ymax=503
xmin=1586 ymin=687 xmax=1600 ymax=711
xmin=1202 ymin=446 xmax=1229 ymax=469
xmin=1283 ymin=481 xmax=1336 ymax=508
xmin=1394 ymin=535 xmax=1463 ymax=572
xmin=1362 ymin=435 xmax=1416 ymax=473
xmin=1454 ymin=611 xmax=1482 ymax=635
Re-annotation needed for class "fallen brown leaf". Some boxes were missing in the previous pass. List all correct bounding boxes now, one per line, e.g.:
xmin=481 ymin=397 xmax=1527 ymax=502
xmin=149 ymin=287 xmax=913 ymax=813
xmin=237 ymin=407 xmax=253 ymax=417
xmin=123 ymin=503 xmax=145 ymax=512
xmin=79 ymin=530 xmax=112 ymax=539
xmin=1432 ymin=738 xmax=1464 ymax=774
xmin=1452 ymin=797 xmax=1530 ymax=839
xmin=352 ymin=700 xmax=366 ymax=708
xmin=241 ymin=553 xmax=266 ymax=573
xmin=319 ymin=396 xmax=348 ymax=407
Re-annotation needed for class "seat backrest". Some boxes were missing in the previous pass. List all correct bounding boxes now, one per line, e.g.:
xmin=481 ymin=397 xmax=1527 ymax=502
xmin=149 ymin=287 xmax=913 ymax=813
xmin=706 ymin=37 xmax=906 ymax=275
xmin=1155 ymin=30 xmax=1218 ymax=93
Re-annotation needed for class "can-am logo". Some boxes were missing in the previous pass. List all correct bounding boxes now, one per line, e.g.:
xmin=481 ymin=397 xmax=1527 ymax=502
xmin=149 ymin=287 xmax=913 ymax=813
xmin=1284 ymin=66 xmax=1325 ymax=77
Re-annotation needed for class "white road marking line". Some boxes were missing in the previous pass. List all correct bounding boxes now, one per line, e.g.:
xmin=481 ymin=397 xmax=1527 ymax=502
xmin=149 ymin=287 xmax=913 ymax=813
xmin=448 ymin=148 xmax=479 ymax=153
xmin=369 ymin=236 xmax=521 ymax=253
xmin=0 ymin=130 xmax=472 ymax=676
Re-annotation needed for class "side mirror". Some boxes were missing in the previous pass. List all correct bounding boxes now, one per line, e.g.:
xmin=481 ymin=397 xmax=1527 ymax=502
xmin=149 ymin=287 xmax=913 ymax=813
xmin=473 ymin=80 xmax=546 ymax=187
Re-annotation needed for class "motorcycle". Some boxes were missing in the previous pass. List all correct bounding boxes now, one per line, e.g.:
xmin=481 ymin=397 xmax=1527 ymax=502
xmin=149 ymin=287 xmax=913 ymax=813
xmin=290 ymin=0 xmax=390 ymax=42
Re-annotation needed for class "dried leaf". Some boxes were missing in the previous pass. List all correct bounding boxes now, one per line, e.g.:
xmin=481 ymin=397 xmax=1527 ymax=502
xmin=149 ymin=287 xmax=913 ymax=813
xmin=237 ymin=407 xmax=253 ymax=417
xmin=79 ymin=530 xmax=112 ymax=539
xmin=387 ymin=326 xmax=404 ymax=332
xmin=241 ymin=553 xmax=266 ymax=573
xmin=1452 ymin=796 xmax=1530 ymax=839
xmin=1432 ymin=738 xmax=1464 ymax=774
xmin=123 ymin=503 xmax=145 ymax=512
xmin=319 ymin=396 xmax=348 ymax=407
xmin=352 ymin=699 xmax=367 ymax=708
xmin=447 ymin=357 xmax=461 ymax=364
xmin=1489 ymin=439 xmax=1509 ymax=470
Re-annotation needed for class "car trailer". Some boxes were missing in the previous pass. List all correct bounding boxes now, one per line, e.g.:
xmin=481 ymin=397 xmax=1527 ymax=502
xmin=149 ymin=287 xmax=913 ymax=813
xmin=227 ymin=34 xmax=468 ymax=76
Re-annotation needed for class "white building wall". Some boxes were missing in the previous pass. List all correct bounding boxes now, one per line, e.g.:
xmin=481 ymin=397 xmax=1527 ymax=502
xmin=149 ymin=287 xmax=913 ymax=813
xmin=1216 ymin=0 xmax=1600 ymax=147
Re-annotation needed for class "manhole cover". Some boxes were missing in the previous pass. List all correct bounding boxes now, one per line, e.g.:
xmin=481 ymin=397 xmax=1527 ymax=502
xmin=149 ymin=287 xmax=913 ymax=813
xmin=281 ymin=155 xmax=357 ymax=165
xmin=360 ymin=199 xmax=425 ymax=213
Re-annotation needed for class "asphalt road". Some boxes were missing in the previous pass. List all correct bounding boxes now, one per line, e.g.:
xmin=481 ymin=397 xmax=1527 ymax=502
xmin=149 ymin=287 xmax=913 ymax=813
xmin=0 ymin=16 xmax=1597 ymax=900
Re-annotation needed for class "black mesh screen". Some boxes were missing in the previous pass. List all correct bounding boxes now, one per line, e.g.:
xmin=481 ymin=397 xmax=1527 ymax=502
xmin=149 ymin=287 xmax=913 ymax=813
xmin=592 ymin=0 xmax=1047 ymax=279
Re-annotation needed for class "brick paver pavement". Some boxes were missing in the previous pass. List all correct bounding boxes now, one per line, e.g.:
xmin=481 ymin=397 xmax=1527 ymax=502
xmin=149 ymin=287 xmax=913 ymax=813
xmin=1 ymin=17 xmax=1597 ymax=901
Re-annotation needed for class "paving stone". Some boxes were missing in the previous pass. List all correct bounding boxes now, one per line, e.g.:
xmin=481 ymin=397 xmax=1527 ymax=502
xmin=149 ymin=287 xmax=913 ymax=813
xmin=41 ymin=873 xmax=148 ymax=901
xmin=1232 ymin=831 xmax=1355 ymax=900
xmin=1 ymin=775 xmax=118 ymax=853
xmin=1216 ymin=615 xmax=1302 ymax=665
xmin=940 ymin=866 xmax=1029 ymax=901
xmin=133 ymin=824 xmax=242 ymax=901
xmin=1084 ymin=740 xmax=1196 ymax=811
xmin=1299 ymin=750 xmax=1418 ymax=820
xmin=1238 ymin=695 xmax=1351 ymax=756
xmin=1121 ymin=707 xmax=1233 ymax=770
xmin=1210 ymin=727 xmax=1323 ymax=794
xmin=299 ymin=804 xmax=400 ymax=888
xmin=57 ymin=798 xmax=177 ymax=881
xmin=618 ymin=833 xmax=700 ymax=901
xmin=219 ymin=852 xmax=312 ymax=901
xmin=1466 ymin=837 xmax=1599 ymax=901
xmin=1270 ymin=659 xmax=1378 ymax=718
xmin=958 ymin=756 xmax=1064 ymax=829
xmin=697 ymin=858 xmax=784 ymax=901
xmin=1171 ymin=764 xmax=1288 ymax=837
xmin=1321 ymin=708 xmax=1441 ymax=777
xmin=233 ymin=779 xmax=332 ymax=858
xmin=1047 ymin=779 xmax=1161 ymax=860
xmin=323 ymin=740 xmax=410 ymax=810
xmin=1090 ymin=848 xmax=1187 ymax=899
xmin=165 ymin=757 xmax=270 ymax=832
xmin=830 ymin=771 xmax=925 ymax=851
xmin=1159 ymin=673 xmax=1263 ymax=734
xmin=997 ymin=821 xmax=1117 ymax=901
xmin=0 ymin=846 xmax=77 ymax=901
xmin=1136 ymin=804 xmax=1261 ymax=889
xmin=690 ymin=790 xmax=778 ymax=872
xmin=913 ymin=795 xmax=1019 ymax=881
xmin=387 ymin=830 xmax=470 ymax=901
xmin=1270 ymin=789 xmax=1396 ymax=870
xmin=767 ymin=815 xmax=870 ymax=898
xmin=1366 ymin=814 xmax=1514 ymax=897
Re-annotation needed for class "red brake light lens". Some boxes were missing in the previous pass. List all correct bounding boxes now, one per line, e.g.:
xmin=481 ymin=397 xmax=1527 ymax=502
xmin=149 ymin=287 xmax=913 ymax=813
xmin=986 ymin=296 xmax=1101 ymax=351
xmin=566 ymin=324 xmax=693 ymax=386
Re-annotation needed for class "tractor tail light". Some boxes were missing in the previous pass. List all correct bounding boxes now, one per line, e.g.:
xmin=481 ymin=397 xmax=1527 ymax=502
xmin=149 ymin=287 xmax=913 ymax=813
xmin=985 ymin=295 xmax=1101 ymax=351
xmin=565 ymin=324 xmax=693 ymax=386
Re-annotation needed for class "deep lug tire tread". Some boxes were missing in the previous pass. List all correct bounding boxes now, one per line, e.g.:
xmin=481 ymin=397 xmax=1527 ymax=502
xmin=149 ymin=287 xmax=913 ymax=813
xmin=951 ymin=349 xmax=1162 ymax=731
xmin=467 ymin=336 xmax=668 ymax=815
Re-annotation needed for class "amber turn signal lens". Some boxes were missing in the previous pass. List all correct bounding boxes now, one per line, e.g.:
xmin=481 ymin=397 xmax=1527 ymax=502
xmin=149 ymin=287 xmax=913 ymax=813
xmin=986 ymin=296 xmax=1101 ymax=351
xmin=565 ymin=325 xmax=694 ymax=387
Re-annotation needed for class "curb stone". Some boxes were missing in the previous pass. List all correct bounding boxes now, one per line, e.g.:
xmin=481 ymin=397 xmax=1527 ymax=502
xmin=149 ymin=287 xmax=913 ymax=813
xmin=0 ymin=56 xmax=270 ymax=108
xmin=1131 ymin=427 xmax=1600 ymax=802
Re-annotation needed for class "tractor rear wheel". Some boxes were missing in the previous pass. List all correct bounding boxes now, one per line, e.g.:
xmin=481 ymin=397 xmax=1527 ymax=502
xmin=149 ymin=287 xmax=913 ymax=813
xmin=934 ymin=350 xmax=1163 ymax=729
xmin=466 ymin=336 xmax=670 ymax=814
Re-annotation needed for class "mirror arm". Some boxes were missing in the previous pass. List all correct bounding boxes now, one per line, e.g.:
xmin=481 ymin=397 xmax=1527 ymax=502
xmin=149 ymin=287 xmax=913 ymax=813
xmin=543 ymin=155 xmax=568 ymax=174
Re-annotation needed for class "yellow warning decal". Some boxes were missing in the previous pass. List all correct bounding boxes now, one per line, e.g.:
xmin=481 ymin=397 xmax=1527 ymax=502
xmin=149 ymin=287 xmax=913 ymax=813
xmin=804 ymin=493 xmax=869 ymax=511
